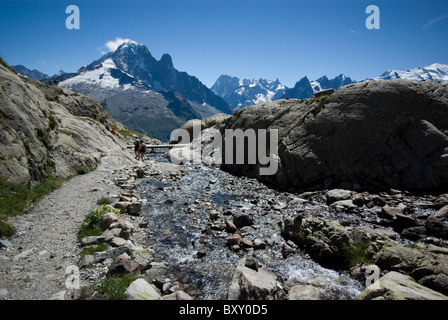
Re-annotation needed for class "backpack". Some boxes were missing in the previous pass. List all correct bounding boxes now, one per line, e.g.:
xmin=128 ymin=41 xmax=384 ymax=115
xmin=140 ymin=142 xmax=146 ymax=152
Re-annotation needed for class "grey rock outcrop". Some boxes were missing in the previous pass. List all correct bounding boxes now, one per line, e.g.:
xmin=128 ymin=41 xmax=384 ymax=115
xmin=218 ymin=80 xmax=448 ymax=192
xmin=356 ymin=271 xmax=448 ymax=300
xmin=280 ymin=212 xmax=448 ymax=296
xmin=0 ymin=63 xmax=131 ymax=187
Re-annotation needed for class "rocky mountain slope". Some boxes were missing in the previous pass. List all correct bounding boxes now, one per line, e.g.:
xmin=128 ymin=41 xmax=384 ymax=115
xmin=44 ymin=41 xmax=232 ymax=141
xmin=0 ymin=61 xmax=146 ymax=188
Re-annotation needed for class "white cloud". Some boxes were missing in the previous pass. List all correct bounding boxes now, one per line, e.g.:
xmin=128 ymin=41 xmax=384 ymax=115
xmin=97 ymin=37 xmax=138 ymax=54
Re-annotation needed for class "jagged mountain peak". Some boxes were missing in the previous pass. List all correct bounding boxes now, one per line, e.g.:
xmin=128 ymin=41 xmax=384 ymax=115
xmin=212 ymin=75 xmax=287 ymax=110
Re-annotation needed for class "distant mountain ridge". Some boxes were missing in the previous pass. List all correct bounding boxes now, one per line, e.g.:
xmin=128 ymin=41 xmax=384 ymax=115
xmin=12 ymin=65 xmax=49 ymax=81
xmin=212 ymin=63 xmax=448 ymax=110
xmin=367 ymin=63 xmax=448 ymax=82
xmin=213 ymin=74 xmax=355 ymax=110
xmin=211 ymin=76 xmax=286 ymax=110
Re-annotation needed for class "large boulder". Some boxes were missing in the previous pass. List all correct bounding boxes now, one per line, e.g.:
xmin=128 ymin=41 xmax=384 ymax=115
xmin=369 ymin=238 xmax=448 ymax=295
xmin=425 ymin=205 xmax=448 ymax=239
xmin=356 ymin=271 xmax=448 ymax=300
xmin=219 ymin=80 xmax=448 ymax=192
xmin=125 ymin=278 xmax=161 ymax=300
xmin=280 ymin=213 xmax=374 ymax=269
xmin=227 ymin=256 xmax=279 ymax=300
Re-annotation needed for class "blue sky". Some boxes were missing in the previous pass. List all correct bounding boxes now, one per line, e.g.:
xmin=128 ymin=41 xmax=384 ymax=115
xmin=1 ymin=0 xmax=447 ymax=88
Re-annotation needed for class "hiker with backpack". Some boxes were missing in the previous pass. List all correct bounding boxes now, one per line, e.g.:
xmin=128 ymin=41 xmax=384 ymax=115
xmin=138 ymin=140 xmax=147 ymax=161
xmin=134 ymin=137 xmax=141 ymax=158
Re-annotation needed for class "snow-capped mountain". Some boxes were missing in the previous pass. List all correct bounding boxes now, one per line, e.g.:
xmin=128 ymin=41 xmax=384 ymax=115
xmin=212 ymin=63 xmax=448 ymax=110
xmin=211 ymin=75 xmax=286 ymax=110
xmin=213 ymin=73 xmax=354 ymax=109
xmin=46 ymin=40 xmax=232 ymax=141
xmin=210 ymin=75 xmax=240 ymax=99
xmin=58 ymin=40 xmax=231 ymax=113
xmin=367 ymin=63 xmax=448 ymax=82
xmin=284 ymin=74 xmax=355 ymax=100
xmin=310 ymin=74 xmax=355 ymax=92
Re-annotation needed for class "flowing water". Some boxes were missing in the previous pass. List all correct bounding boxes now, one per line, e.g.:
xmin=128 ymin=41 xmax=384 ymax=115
xmin=138 ymin=153 xmax=364 ymax=299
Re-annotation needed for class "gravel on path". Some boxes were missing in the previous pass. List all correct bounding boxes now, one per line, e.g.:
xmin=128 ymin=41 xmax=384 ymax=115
xmin=0 ymin=147 xmax=139 ymax=300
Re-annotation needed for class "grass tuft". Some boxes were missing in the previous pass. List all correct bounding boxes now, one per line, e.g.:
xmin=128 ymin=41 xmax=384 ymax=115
xmin=95 ymin=273 xmax=140 ymax=300
xmin=341 ymin=239 xmax=372 ymax=268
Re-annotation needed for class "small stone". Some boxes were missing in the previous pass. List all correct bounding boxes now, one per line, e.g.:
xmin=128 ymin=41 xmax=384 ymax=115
xmin=253 ymin=239 xmax=266 ymax=250
xmin=195 ymin=248 xmax=207 ymax=258
xmin=81 ymin=236 xmax=105 ymax=246
xmin=139 ymin=221 xmax=149 ymax=228
xmin=233 ymin=213 xmax=253 ymax=228
xmin=136 ymin=169 xmax=145 ymax=178
xmin=108 ymin=254 xmax=139 ymax=275
xmin=162 ymin=291 xmax=194 ymax=300
xmin=226 ymin=234 xmax=242 ymax=245
xmin=240 ymin=238 xmax=254 ymax=249
xmin=109 ymin=237 xmax=127 ymax=247
xmin=78 ymin=254 xmax=95 ymax=269
xmin=209 ymin=210 xmax=219 ymax=220
xmin=128 ymin=202 xmax=142 ymax=216
xmin=325 ymin=189 xmax=352 ymax=205
xmin=101 ymin=212 xmax=119 ymax=230
xmin=225 ymin=220 xmax=237 ymax=233
xmin=114 ymin=201 xmax=131 ymax=214
xmin=0 ymin=239 xmax=13 ymax=248
xmin=352 ymin=194 xmax=365 ymax=207
xmin=0 ymin=288 xmax=9 ymax=297
xmin=282 ymin=242 xmax=295 ymax=258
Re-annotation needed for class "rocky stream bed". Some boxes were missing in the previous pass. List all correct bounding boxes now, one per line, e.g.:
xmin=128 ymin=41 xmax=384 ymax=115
xmin=2 ymin=149 xmax=448 ymax=300
xmin=79 ymin=150 xmax=448 ymax=300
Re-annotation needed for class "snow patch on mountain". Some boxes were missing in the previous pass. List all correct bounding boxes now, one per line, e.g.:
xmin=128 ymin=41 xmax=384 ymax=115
xmin=368 ymin=63 xmax=448 ymax=82
xmin=61 ymin=58 xmax=134 ymax=90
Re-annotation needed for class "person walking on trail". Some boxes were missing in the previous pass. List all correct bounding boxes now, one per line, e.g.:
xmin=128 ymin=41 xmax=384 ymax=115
xmin=134 ymin=137 xmax=141 ymax=158
xmin=138 ymin=140 xmax=147 ymax=161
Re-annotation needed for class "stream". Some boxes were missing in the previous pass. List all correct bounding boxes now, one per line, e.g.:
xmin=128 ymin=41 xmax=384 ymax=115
xmin=137 ymin=153 xmax=364 ymax=300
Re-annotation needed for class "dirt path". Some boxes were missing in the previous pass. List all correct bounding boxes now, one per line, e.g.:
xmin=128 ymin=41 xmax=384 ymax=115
xmin=0 ymin=147 xmax=139 ymax=300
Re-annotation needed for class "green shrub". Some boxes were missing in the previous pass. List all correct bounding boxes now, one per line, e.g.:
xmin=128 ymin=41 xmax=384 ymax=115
xmin=0 ymin=219 xmax=16 ymax=238
xmin=0 ymin=177 xmax=30 ymax=217
xmin=29 ymin=175 xmax=64 ymax=203
xmin=48 ymin=114 xmax=58 ymax=130
xmin=77 ymin=166 xmax=93 ymax=175
xmin=81 ymin=243 xmax=108 ymax=257
xmin=78 ymin=205 xmax=120 ymax=240
xmin=0 ymin=175 xmax=66 ymax=236
xmin=95 ymin=273 xmax=140 ymax=300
